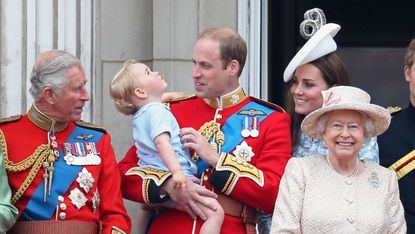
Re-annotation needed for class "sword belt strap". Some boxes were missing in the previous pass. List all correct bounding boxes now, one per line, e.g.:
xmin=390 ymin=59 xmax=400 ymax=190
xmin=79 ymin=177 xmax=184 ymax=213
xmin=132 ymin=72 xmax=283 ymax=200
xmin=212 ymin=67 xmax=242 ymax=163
xmin=8 ymin=220 xmax=99 ymax=234
xmin=217 ymin=194 xmax=256 ymax=234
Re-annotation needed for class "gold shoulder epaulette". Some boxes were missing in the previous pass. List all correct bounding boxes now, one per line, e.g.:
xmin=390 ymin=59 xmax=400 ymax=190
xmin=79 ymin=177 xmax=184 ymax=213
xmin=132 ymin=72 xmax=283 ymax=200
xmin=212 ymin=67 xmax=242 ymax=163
xmin=250 ymin=96 xmax=286 ymax=113
xmin=75 ymin=120 xmax=107 ymax=134
xmin=0 ymin=115 xmax=22 ymax=125
xmin=387 ymin=106 xmax=401 ymax=115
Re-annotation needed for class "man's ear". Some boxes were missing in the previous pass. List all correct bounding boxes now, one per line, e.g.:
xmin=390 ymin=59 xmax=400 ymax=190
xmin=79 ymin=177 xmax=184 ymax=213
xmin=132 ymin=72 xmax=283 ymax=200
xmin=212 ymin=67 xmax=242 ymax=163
xmin=404 ymin=65 xmax=411 ymax=82
xmin=227 ymin=60 xmax=240 ymax=77
xmin=134 ymin=88 xmax=148 ymax=98
xmin=42 ymin=87 xmax=56 ymax=105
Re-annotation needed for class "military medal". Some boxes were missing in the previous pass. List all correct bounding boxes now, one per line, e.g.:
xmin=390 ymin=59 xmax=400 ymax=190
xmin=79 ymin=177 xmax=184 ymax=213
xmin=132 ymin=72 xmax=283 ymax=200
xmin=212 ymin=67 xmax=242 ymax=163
xmin=241 ymin=117 xmax=250 ymax=137
xmin=64 ymin=142 xmax=101 ymax=165
xmin=69 ymin=187 xmax=87 ymax=210
xmin=76 ymin=168 xmax=95 ymax=193
xmin=233 ymin=141 xmax=255 ymax=162
xmin=250 ymin=117 xmax=260 ymax=138
xmin=92 ymin=190 xmax=100 ymax=214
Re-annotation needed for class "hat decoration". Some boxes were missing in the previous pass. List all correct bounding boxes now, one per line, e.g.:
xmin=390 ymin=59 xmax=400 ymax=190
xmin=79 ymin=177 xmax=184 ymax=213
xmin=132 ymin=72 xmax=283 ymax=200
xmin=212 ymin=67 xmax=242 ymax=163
xmin=301 ymin=86 xmax=391 ymax=139
xmin=283 ymin=8 xmax=341 ymax=82
xmin=299 ymin=8 xmax=326 ymax=39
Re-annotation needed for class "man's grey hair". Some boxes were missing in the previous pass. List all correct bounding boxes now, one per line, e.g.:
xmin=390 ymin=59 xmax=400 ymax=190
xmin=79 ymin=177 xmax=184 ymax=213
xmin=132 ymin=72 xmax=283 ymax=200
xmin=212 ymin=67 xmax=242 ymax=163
xmin=29 ymin=50 xmax=81 ymax=100
xmin=314 ymin=110 xmax=376 ymax=139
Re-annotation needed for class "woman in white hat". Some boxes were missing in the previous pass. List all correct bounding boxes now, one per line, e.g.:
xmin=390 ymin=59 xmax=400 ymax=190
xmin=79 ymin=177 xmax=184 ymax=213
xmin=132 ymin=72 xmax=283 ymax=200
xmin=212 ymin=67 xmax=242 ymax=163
xmin=270 ymin=86 xmax=406 ymax=233
xmin=258 ymin=9 xmax=378 ymax=233
xmin=283 ymin=9 xmax=378 ymax=162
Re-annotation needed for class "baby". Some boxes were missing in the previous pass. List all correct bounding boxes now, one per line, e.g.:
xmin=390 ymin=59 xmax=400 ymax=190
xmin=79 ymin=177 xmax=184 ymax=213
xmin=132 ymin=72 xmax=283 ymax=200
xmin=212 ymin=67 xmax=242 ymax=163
xmin=110 ymin=59 xmax=224 ymax=234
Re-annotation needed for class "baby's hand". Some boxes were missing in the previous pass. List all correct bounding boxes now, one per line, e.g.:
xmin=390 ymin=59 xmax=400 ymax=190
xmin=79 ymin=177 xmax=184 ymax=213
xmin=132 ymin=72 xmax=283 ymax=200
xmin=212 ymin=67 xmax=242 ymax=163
xmin=172 ymin=171 xmax=187 ymax=190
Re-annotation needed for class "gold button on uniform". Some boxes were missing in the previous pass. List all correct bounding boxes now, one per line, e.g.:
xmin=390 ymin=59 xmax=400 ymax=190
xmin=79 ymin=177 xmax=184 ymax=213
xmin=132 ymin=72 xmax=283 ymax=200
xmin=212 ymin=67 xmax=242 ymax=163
xmin=216 ymin=113 xmax=222 ymax=120
xmin=203 ymin=175 xmax=209 ymax=181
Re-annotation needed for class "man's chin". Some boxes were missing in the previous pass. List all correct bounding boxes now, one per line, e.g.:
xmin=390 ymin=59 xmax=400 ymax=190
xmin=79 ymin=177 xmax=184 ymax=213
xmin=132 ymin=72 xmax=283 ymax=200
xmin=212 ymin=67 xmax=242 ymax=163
xmin=70 ymin=114 xmax=83 ymax=122
xmin=194 ymin=91 xmax=205 ymax=98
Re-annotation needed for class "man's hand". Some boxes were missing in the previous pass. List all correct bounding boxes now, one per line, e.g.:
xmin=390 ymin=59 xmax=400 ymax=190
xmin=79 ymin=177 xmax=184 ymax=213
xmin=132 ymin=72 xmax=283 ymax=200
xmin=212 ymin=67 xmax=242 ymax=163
xmin=161 ymin=92 xmax=189 ymax=103
xmin=162 ymin=177 xmax=218 ymax=220
xmin=180 ymin=127 xmax=220 ymax=166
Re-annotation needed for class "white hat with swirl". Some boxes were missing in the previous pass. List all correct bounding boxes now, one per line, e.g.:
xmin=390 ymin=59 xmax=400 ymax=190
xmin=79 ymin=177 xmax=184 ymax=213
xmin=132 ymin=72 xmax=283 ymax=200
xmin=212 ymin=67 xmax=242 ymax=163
xmin=283 ymin=8 xmax=341 ymax=82
xmin=301 ymin=86 xmax=391 ymax=139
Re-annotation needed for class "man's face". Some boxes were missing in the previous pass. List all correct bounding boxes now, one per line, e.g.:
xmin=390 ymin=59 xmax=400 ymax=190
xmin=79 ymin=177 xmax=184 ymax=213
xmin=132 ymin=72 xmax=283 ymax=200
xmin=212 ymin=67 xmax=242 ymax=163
xmin=52 ymin=64 xmax=90 ymax=122
xmin=191 ymin=39 xmax=236 ymax=98
xmin=405 ymin=62 xmax=415 ymax=106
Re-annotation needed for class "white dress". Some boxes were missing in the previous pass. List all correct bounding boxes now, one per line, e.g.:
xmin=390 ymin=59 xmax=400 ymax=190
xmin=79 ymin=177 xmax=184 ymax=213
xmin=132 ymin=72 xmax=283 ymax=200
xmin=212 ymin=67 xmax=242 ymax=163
xmin=271 ymin=156 xmax=406 ymax=234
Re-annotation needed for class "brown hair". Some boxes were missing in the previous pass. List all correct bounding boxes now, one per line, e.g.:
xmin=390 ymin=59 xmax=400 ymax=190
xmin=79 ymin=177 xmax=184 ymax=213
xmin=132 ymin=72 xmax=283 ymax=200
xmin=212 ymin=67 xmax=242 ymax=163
xmin=285 ymin=52 xmax=350 ymax=149
xmin=199 ymin=27 xmax=247 ymax=77
xmin=404 ymin=37 xmax=415 ymax=68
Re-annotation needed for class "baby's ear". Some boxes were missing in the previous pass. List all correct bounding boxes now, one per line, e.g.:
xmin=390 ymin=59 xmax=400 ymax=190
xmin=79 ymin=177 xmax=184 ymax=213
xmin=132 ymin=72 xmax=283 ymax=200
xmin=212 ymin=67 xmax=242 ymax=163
xmin=134 ymin=88 xmax=148 ymax=98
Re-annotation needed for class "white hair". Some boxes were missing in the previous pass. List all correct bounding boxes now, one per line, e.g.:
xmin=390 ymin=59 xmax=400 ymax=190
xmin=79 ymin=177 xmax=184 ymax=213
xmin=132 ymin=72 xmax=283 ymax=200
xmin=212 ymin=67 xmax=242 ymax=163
xmin=29 ymin=50 xmax=81 ymax=101
xmin=314 ymin=110 xmax=376 ymax=139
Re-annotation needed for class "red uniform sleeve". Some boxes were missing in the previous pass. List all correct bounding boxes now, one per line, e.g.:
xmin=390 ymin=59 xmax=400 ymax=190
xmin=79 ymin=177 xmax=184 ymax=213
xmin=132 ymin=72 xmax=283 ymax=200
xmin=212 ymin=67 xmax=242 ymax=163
xmin=118 ymin=146 xmax=171 ymax=205
xmin=98 ymin=134 xmax=131 ymax=233
xmin=118 ymin=146 xmax=144 ymax=202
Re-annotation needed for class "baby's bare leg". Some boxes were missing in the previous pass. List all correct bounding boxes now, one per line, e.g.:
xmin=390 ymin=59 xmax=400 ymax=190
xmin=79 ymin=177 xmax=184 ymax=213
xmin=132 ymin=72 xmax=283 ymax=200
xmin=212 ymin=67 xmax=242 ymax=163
xmin=137 ymin=203 xmax=155 ymax=234
xmin=199 ymin=196 xmax=224 ymax=234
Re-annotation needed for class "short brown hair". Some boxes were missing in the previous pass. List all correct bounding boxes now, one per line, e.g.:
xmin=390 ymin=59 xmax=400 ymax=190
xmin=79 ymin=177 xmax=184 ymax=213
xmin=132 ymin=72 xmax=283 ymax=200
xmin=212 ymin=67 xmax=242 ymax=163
xmin=199 ymin=27 xmax=247 ymax=77
xmin=404 ymin=37 xmax=415 ymax=68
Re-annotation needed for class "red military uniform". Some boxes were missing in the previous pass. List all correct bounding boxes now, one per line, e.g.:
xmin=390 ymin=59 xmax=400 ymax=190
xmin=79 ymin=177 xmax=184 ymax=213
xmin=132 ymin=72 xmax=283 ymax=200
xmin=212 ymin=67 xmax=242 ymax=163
xmin=0 ymin=106 xmax=131 ymax=234
xmin=119 ymin=87 xmax=291 ymax=234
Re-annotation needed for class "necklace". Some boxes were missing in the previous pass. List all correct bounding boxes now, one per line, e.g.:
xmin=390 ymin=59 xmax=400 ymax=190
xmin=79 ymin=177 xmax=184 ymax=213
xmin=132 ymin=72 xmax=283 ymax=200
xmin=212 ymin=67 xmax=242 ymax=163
xmin=326 ymin=155 xmax=359 ymax=177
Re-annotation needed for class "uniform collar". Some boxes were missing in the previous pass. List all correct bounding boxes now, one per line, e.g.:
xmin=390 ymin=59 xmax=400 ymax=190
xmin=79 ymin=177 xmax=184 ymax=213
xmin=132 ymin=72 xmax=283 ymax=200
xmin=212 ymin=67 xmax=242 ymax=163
xmin=27 ymin=105 xmax=68 ymax=132
xmin=203 ymin=86 xmax=247 ymax=109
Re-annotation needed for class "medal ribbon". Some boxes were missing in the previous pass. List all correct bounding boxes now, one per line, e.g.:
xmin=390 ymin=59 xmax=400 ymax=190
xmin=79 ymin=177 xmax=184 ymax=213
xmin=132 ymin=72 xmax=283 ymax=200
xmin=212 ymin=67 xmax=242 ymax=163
xmin=196 ymin=101 xmax=274 ymax=174
xmin=19 ymin=126 xmax=103 ymax=221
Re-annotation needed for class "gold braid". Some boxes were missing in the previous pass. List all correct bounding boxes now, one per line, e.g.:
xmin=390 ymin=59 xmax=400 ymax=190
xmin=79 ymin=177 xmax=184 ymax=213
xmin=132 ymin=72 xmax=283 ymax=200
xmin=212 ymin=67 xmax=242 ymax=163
xmin=192 ymin=121 xmax=225 ymax=162
xmin=0 ymin=129 xmax=50 ymax=204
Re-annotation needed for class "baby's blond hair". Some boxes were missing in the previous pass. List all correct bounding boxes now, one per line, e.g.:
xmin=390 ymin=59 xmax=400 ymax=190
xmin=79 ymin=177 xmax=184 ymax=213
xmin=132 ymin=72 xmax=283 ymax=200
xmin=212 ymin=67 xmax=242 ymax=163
xmin=109 ymin=59 xmax=142 ymax=115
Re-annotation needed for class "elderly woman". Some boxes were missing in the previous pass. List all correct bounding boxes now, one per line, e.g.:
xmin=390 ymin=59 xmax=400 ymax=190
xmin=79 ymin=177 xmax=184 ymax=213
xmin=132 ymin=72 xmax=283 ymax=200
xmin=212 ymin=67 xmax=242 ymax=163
xmin=270 ymin=86 xmax=406 ymax=233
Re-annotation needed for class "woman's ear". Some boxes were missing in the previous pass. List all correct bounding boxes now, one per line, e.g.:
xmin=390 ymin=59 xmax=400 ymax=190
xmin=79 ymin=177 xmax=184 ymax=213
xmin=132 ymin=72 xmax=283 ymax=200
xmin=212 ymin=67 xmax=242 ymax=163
xmin=134 ymin=88 xmax=148 ymax=98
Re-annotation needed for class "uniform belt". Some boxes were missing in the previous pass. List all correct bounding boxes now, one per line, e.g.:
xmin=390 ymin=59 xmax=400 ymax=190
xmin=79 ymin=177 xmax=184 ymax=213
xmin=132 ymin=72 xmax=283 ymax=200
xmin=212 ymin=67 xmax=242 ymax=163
xmin=8 ymin=220 xmax=99 ymax=234
xmin=217 ymin=193 xmax=243 ymax=217
xmin=217 ymin=194 xmax=257 ymax=234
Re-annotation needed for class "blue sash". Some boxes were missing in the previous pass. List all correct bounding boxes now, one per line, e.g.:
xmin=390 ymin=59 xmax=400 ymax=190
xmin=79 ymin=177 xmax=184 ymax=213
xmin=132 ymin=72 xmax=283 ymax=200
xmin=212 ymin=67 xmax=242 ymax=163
xmin=19 ymin=126 xmax=103 ymax=220
xmin=196 ymin=101 xmax=274 ymax=174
